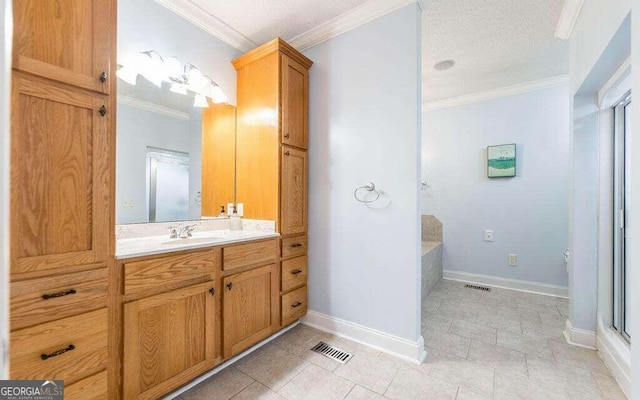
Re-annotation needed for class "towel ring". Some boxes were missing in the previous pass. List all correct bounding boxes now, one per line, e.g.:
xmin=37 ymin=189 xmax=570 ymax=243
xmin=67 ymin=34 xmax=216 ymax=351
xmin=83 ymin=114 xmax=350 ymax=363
xmin=354 ymin=182 xmax=381 ymax=203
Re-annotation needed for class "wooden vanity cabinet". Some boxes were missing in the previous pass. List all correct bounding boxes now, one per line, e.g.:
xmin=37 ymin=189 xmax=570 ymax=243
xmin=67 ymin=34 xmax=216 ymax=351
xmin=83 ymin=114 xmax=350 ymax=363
xmin=123 ymin=283 xmax=216 ymax=400
xmin=223 ymin=264 xmax=278 ymax=358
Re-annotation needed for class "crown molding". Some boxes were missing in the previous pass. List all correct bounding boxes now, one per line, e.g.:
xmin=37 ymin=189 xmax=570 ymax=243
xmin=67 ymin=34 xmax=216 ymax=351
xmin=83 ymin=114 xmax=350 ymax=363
xmin=117 ymin=94 xmax=191 ymax=121
xmin=554 ymin=0 xmax=585 ymax=40
xmin=152 ymin=0 xmax=256 ymax=52
xmin=422 ymin=75 xmax=570 ymax=112
xmin=288 ymin=0 xmax=424 ymax=51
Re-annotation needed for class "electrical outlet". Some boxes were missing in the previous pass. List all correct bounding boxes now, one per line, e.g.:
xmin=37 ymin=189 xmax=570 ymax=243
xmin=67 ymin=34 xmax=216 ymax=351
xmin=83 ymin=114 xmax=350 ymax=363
xmin=484 ymin=230 xmax=494 ymax=242
xmin=237 ymin=203 xmax=244 ymax=217
xmin=508 ymin=254 xmax=517 ymax=266
xmin=227 ymin=202 xmax=235 ymax=214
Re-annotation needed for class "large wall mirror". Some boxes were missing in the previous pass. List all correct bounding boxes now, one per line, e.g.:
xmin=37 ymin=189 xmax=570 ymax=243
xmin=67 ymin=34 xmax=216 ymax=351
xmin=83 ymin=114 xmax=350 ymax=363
xmin=116 ymin=0 xmax=241 ymax=224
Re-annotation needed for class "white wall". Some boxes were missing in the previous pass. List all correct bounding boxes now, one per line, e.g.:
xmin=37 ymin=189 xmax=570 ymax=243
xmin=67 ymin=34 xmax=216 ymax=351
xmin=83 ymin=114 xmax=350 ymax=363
xmin=304 ymin=3 xmax=423 ymax=345
xmin=0 ymin=0 xmax=11 ymax=380
xmin=422 ymin=86 xmax=570 ymax=287
xmin=569 ymin=2 xmax=631 ymax=335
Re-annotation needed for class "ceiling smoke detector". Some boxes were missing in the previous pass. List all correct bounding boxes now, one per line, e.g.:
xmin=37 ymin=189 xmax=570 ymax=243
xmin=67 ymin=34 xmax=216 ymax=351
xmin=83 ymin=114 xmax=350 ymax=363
xmin=434 ymin=60 xmax=455 ymax=71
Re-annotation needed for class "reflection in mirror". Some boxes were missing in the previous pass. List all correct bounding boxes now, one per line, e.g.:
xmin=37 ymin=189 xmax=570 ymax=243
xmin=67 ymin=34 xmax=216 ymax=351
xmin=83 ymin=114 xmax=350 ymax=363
xmin=116 ymin=0 xmax=241 ymax=225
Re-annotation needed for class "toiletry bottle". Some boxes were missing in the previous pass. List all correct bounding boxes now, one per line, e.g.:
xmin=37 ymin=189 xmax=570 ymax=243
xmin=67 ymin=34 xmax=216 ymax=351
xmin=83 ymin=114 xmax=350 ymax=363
xmin=219 ymin=205 xmax=226 ymax=217
xmin=229 ymin=206 xmax=243 ymax=231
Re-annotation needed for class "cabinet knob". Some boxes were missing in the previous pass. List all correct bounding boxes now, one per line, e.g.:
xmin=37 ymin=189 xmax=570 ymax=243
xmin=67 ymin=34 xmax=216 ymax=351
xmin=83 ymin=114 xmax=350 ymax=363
xmin=285 ymin=150 xmax=290 ymax=156
xmin=226 ymin=282 xmax=233 ymax=291
xmin=291 ymin=269 xmax=303 ymax=275
xmin=41 ymin=344 xmax=75 ymax=360
xmin=292 ymin=302 xmax=302 ymax=308
xmin=209 ymin=288 xmax=215 ymax=296
xmin=99 ymin=71 xmax=108 ymax=82
xmin=99 ymin=105 xmax=107 ymax=116
xmin=284 ymin=133 xmax=290 ymax=139
xmin=42 ymin=289 xmax=77 ymax=300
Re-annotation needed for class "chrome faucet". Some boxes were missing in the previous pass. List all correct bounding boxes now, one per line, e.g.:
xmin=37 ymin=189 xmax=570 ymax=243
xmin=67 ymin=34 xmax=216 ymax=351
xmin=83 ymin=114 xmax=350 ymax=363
xmin=168 ymin=226 xmax=179 ymax=239
xmin=178 ymin=224 xmax=197 ymax=238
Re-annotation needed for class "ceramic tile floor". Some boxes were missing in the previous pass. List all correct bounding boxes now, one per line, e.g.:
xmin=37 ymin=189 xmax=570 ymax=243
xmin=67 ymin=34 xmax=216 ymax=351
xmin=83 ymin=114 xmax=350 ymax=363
xmin=174 ymin=279 xmax=627 ymax=400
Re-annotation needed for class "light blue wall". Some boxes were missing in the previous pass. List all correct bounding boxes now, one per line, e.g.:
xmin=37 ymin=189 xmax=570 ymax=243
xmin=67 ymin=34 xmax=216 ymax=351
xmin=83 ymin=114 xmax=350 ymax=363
xmin=422 ymin=86 xmax=571 ymax=287
xmin=304 ymin=3 xmax=423 ymax=344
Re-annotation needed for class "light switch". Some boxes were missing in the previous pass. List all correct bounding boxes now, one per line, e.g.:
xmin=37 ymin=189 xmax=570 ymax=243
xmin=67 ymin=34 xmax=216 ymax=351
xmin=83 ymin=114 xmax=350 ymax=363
xmin=508 ymin=254 xmax=517 ymax=266
xmin=484 ymin=230 xmax=494 ymax=242
xmin=237 ymin=203 xmax=244 ymax=217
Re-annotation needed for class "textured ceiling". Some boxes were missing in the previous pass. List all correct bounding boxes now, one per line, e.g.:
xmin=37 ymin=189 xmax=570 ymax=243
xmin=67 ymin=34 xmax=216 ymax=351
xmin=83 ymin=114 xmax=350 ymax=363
xmin=155 ymin=0 xmax=570 ymax=103
xmin=423 ymin=0 xmax=569 ymax=103
xmin=188 ymin=0 xmax=370 ymax=44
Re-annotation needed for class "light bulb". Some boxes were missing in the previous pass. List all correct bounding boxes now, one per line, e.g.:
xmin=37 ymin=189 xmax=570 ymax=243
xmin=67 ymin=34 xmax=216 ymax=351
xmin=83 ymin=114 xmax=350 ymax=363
xmin=140 ymin=51 xmax=165 ymax=87
xmin=169 ymin=83 xmax=187 ymax=95
xmin=186 ymin=64 xmax=203 ymax=88
xmin=164 ymin=57 xmax=182 ymax=78
xmin=209 ymin=84 xmax=228 ymax=104
xmin=116 ymin=65 xmax=138 ymax=85
xmin=193 ymin=94 xmax=209 ymax=108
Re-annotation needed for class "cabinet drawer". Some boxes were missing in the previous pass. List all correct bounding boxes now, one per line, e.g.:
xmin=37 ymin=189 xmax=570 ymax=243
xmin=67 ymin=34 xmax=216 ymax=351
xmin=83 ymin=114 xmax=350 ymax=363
xmin=223 ymin=239 xmax=277 ymax=271
xmin=10 ymin=308 xmax=108 ymax=385
xmin=281 ymin=256 xmax=307 ymax=292
xmin=281 ymin=235 xmax=307 ymax=258
xmin=65 ymin=370 xmax=108 ymax=400
xmin=281 ymin=286 xmax=307 ymax=327
xmin=124 ymin=249 xmax=218 ymax=296
xmin=11 ymin=268 xmax=107 ymax=330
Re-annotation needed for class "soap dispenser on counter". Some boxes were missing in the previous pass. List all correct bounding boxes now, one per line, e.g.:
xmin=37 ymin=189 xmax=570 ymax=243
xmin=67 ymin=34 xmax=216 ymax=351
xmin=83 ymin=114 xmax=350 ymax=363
xmin=229 ymin=205 xmax=242 ymax=231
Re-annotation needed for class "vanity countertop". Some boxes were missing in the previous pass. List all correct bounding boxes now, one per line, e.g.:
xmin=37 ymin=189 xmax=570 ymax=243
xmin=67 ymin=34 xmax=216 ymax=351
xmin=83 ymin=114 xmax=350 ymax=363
xmin=116 ymin=230 xmax=280 ymax=259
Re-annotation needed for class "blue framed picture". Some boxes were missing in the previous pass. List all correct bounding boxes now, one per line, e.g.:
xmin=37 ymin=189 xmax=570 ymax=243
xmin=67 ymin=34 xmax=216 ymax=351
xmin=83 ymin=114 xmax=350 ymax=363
xmin=487 ymin=144 xmax=516 ymax=178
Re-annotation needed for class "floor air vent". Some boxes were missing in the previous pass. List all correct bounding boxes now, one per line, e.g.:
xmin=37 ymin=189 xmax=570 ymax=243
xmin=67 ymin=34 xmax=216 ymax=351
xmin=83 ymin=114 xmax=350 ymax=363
xmin=310 ymin=341 xmax=353 ymax=364
xmin=465 ymin=283 xmax=491 ymax=292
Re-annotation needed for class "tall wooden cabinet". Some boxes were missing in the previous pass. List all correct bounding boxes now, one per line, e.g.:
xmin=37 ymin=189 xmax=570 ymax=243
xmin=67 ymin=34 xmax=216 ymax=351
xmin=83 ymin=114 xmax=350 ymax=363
xmin=9 ymin=0 xmax=116 ymax=397
xmin=233 ymin=38 xmax=312 ymax=327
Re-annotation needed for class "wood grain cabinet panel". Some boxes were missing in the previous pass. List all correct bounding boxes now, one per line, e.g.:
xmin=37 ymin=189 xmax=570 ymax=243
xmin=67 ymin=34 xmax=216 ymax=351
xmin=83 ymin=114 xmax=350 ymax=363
xmin=222 ymin=239 xmax=277 ymax=271
xmin=65 ymin=370 xmax=108 ymax=400
xmin=124 ymin=283 xmax=216 ymax=400
xmin=281 ymin=55 xmax=308 ymax=149
xmin=11 ymin=267 xmax=108 ymax=330
xmin=281 ymin=286 xmax=307 ymax=327
xmin=281 ymin=235 xmax=308 ymax=259
xmin=281 ymin=256 xmax=307 ymax=292
xmin=223 ymin=264 xmax=278 ymax=358
xmin=124 ymin=249 xmax=218 ymax=298
xmin=10 ymin=308 xmax=108 ymax=385
xmin=10 ymin=75 xmax=110 ymax=278
xmin=13 ymin=0 xmax=112 ymax=93
xmin=281 ymin=146 xmax=308 ymax=235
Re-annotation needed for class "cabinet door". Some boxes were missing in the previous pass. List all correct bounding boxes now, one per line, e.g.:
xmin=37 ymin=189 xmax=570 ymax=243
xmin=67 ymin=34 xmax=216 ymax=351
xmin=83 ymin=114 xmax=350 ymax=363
xmin=281 ymin=55 xmax=308 ymax=149
xmin=11 ymin=75 xmax=110 ymax=278
xmin=124 ymin=283 xmax=216 ymax=400
xmin=281 ymin=147 xmax=308 ymax=235
xmin=13 ymin=0 xmax=112 ymax=93
xmin=223 ymin=264 xmax=278 ymax=358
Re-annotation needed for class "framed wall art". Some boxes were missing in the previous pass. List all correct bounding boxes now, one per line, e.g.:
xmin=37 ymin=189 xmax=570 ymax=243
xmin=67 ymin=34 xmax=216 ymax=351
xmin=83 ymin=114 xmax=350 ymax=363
xmin=487 ymin=144 xmax=516 ymax=178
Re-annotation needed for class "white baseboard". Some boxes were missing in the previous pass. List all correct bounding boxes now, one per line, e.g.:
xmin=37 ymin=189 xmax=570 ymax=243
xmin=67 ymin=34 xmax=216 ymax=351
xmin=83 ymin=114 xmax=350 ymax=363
xmin=563 ymin=319 xmax=597 ymax=350
xmin=301 ymin=310 xmax=426 ymax=364
xmin=596 ymin=318 xmax=631 ymax=398
xmin=443 ymin=270 xmax=569 ymax=298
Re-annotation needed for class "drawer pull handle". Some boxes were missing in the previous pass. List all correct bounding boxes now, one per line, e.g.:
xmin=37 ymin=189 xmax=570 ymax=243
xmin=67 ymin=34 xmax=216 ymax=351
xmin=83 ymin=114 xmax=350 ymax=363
xmin=209 ymin=288 xmax=215 ymax=296
xmin=291 ymin=243 xmax=303 ymax=248
xmin=292 ymin=302 xmax=303 ymax=308
xmin=41 ymin=344 xmax=75 ymax=360
xmin=42 ymin=289 xmax=77 ymax=300
xmin=226 ymin=283 xmax=233 ymax=291
xmin=291 ymin=269 xmax=303 ymax=275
